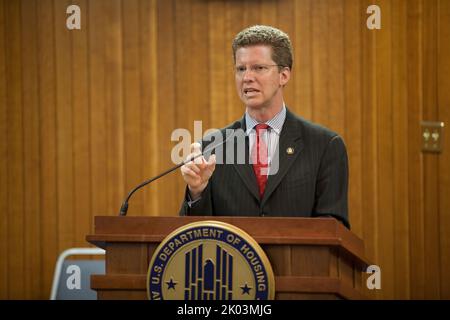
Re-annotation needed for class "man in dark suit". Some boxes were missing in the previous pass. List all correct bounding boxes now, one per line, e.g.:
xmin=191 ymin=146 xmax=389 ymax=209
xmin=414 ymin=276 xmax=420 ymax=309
xmin=179 ymin=25 xmax=349 ymax=228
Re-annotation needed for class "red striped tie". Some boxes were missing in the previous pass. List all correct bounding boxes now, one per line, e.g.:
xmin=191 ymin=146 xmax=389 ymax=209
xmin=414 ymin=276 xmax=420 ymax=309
xmin=251 ymin=124 xmax=270 ymax=199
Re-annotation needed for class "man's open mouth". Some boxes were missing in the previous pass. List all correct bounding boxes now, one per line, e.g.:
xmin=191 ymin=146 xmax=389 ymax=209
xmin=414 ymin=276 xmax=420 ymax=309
xmin=244 ymin=88 xmax=259 ymax=95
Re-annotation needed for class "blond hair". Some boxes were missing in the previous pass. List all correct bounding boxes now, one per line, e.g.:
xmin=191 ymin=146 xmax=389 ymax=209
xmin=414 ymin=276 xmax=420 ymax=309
xmin=232 ymin=25 xmax=293 ymax=69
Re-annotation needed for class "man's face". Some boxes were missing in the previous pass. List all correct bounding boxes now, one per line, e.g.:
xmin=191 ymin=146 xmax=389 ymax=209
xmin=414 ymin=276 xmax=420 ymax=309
xmin=234 ymin=45 xmax=290 ymax=111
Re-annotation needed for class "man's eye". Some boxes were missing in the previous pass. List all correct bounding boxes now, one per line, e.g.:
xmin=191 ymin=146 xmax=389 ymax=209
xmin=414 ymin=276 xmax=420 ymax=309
xmin=254 ymin=65 xmax=266 ymax=72
xmin=236 ymin=67 xmax=246 ymax=72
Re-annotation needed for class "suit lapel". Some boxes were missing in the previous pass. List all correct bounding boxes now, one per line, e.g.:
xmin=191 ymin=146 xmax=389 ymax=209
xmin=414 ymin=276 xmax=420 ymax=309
xmin=230 ymin=116 xmax=260 ymax=201
xmin=261 ymin=110 xmax=303 ymax=206
xmin=232 ymin=160 xmax=260 ymax=202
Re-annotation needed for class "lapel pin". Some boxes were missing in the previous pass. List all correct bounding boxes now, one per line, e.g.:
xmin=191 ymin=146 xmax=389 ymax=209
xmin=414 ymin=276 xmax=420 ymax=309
xmin=286 ymin=147 xmax=294 ymax=155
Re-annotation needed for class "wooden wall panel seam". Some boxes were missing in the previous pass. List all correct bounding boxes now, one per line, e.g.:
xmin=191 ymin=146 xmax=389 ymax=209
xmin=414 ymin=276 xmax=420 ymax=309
xmin=0 ymin=0 xmax=9 ymax=299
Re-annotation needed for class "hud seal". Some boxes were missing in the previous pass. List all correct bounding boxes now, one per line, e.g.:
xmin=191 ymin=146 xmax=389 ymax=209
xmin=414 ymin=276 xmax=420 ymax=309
xmin=147 ymin=221 xmax=275 ymax=300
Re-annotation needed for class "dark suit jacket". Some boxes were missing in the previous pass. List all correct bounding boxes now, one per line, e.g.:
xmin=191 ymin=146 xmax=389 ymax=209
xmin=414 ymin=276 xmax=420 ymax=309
xmin=179 ymin=108 xmax=350 ymax=228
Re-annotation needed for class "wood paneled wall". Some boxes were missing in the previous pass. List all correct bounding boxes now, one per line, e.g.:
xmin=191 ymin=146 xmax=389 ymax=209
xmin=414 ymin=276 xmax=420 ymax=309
xmin=0 ymin=0 xmax=449 ymax=299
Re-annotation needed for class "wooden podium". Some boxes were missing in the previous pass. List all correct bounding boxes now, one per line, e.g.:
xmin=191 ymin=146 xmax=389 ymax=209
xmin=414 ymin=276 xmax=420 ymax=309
xmin=86 ymin=216 xmax=369 ymax=300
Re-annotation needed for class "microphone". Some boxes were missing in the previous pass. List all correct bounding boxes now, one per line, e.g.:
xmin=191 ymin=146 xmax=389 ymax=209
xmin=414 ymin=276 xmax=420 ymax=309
xmin=119 ymin=121 xmax=242 ymax=216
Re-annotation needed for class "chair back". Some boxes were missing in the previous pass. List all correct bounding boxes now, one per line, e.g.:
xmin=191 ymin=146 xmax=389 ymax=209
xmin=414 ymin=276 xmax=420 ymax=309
xmin=50 ymin=248 xmax=105 ymax=300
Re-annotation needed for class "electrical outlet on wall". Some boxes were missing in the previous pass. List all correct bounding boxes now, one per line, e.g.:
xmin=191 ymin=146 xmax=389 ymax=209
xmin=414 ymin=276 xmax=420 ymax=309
xmin=421 ymin=121 xmax=444 ymax=153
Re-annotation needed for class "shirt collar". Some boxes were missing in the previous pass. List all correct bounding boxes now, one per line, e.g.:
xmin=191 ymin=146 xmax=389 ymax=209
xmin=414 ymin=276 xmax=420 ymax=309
xmin=245 ymin=103 xmax=286 ymax=135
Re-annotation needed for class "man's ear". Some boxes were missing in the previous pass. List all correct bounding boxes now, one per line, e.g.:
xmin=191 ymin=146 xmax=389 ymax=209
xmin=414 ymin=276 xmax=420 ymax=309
xmin=279 ymin=67 xmax=291 ymax=87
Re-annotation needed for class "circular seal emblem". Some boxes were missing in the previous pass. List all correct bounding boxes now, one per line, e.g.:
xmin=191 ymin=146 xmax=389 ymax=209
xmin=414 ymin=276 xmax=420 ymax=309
xmin=147 ymin=221 xmax=275 ymax=300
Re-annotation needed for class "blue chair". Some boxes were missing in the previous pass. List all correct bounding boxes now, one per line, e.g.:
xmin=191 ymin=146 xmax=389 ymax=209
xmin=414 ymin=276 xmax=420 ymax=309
xmin=50 ymin=248 xmax=105 ymax=300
